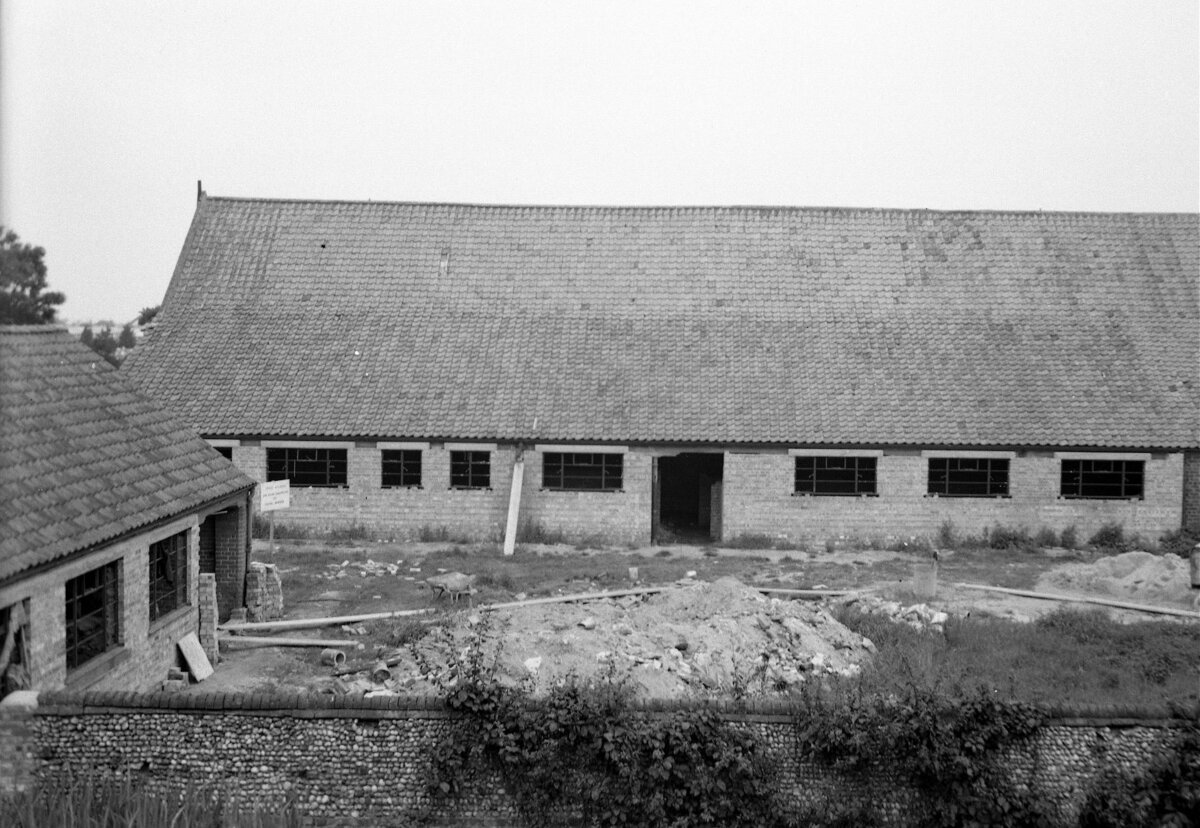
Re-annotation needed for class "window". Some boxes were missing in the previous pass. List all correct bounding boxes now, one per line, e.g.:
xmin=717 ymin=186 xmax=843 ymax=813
xmin=66 ymin=561 xmax=121 ymax=670
xmin=149 ymin=531 xmax=189 ymax=622
xmin=266 ymin=447 xmax=347 ymax=487
xmin=214 ymin=446 xmax=233 ymax=460
xmin=795 ymin=456 xmax=877 ymax=496
xmin=928 ymin=458 xmax=1009 ymax=497
xmin=450 ymin=451 xmax=490 ymax=489
xmin=381 ymin=449 xmax=422 ymax=488
xmin=543 ymin=453 xmax=623 ymax=491
xmin=1061 ymin=460 xmax=1144 ymax=500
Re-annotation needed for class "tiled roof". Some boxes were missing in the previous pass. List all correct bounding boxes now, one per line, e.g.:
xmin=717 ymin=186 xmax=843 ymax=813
xmin=1 ymin=326 xmax=255 ymax=582
xmin=124 ymin=198 xmax=1200 ymax=449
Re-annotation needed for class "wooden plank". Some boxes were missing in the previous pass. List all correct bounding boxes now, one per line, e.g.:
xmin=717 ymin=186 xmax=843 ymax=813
xmin=503 ymin=457 xmax=524 ymax=556
xmin=953 ymin=582 xmax=1200 ymax=619
xmin=177 ymin=632 xmax=214 ymax=681
xmin=218 ymin=607 xmax=433 ymax=633
xmin=219 ymin=635 xmax=364 ymax=649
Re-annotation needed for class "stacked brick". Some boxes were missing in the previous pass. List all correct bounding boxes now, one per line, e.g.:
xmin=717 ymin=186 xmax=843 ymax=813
xmin=197 ymin=574 xmax=218 ymax=664
xmin=244 ymin=563 xmax=283 ymax=623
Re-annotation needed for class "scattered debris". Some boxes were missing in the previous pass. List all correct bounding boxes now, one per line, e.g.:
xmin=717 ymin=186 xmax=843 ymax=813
xmin=1036 ymin=551 xmax=1198 ymax=609
xmin=343 ymin=577 xmax=875 ymax=700
xmin=831 ymin=594 xmax=950 ymax=632
xmin=426 ymin=572 xmax=477 ymax=601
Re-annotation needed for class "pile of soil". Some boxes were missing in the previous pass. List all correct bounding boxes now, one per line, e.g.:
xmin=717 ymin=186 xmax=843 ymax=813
xmin=1036 ymin=551 xmax=1198 ymax=609
xmin=369 ymin=577 xmax=874 ymax=699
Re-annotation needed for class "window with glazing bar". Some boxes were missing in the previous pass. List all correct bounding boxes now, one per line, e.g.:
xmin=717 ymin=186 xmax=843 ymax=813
xmin=266 ymin=447 xmax=347 ymax=487
xmin=927 ymin=457 xmax=1009 ymax=497
xmin=1061 ymin=459 xmax=1144 ymax=500
xmin=381 ymin=449 xmax=422 ymax=487
xmin=149 ymin=531 xmax=189 ymax=622
xmin=450 ymin=451 xmax=490 ymax=489
xmin=794 ymin=456 xmax=877 ymax=496
xmin=66 ymin=561 xmax=121 ymax=670
xmin=543 ymin=453 xmax=623 ymax=491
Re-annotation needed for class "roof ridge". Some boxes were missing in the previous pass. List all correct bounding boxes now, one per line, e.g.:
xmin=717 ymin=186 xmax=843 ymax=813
xmin=0 ymin=324 xmax=70 ymax=335
xmin=197 ymin=195 xmax=1200 ymax=220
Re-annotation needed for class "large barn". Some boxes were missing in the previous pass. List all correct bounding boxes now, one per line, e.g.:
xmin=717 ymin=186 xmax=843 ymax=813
xmin=124 ymin=192 xmax=1200 ymax=548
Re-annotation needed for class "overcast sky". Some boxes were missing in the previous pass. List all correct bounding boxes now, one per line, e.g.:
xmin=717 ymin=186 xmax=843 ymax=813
xmin=2 ymin=1 xmax=1197 ymax=324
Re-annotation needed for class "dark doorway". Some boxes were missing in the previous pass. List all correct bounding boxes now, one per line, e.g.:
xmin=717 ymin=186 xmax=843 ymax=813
xmin=654 ymin=453 xmax=723 ymax=543
xmin=199 ymin=516 xmax=216 ymax=574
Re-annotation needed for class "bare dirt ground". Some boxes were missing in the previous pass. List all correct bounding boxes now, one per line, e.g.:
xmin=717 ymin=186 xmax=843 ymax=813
xmin=197 ymin=540 xmax=1200 ymax=699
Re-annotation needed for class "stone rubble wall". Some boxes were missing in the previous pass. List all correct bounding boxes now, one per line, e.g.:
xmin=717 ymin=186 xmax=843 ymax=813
xmin=5 ymin=691 xmax=1189 ymax=826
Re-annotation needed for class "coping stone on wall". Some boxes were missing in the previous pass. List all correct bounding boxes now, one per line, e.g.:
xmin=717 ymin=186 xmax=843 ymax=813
xmin=24 ymin=690 xmax=1198 ymax=727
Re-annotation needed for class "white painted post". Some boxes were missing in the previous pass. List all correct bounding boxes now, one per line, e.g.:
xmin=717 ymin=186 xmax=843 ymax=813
xmin=503 ymin=455 xmax=525 ymax=556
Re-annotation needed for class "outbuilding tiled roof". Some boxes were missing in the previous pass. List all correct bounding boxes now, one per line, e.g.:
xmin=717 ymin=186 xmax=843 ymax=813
xmin=125 ymin=198 xmax=1200 ymax=449
xmin=1 ymin=326 xmax=255 ymax=582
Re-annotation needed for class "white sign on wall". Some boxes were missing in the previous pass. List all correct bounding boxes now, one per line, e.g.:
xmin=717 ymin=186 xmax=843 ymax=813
xmin=259 ymin=480 xmax=291 ymax=512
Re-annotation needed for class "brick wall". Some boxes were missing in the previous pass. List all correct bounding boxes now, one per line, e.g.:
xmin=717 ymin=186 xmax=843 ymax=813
xmin=18 ymin=691 xmax=1190 ymax=825
xmin=520 ymin=450 xmax=652 ymax=546
xmin=197 ymin=574 xmax=218 ymax=664
xmin=209 ymin=500 xmax=247 ymax=621
xmin=0 ymin=511 xmax=220 ymax=698
xmin=723 ymin=450 xmax=1185 ymax=546
xmin=1183 ymin=451 xmax=1200 ymax=533
xmin=231 ymin=443 xmax=654 ymax=545
xmin=0 ymin=698 xmax=37 ymax=794
xmin=225 ymin=441 xmax=1186 ymax=547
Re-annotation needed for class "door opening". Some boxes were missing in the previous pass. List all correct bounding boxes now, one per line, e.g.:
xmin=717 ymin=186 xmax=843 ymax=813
xmin=653 ymin=453 xmax=724 ymax=543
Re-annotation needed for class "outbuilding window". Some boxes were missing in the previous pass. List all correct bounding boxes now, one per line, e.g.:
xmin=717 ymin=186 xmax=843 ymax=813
xmin=381 ymin=449 xmax=422 ymax=488
xmin=543 ymin=453 xmax=623 ymax=491
xmin=66 ymin=561 xmax=121 ymax=670
xmin=149 ymin=531 xmax=189 ymax=622
xmin=794 ymin=456 xmax=877 ymax=496
xmin=1061 ymin=459 xmax=1144 ymax=500
xmin=266 ymin=447 xmax=347 ymax=487
xmin=928 ymin=458 xmax=1009 ymax=497
xmin=450 ymin=451 xmax=490 ymax=489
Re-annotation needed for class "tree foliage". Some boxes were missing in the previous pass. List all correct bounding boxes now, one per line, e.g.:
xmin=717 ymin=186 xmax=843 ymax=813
xmin=0 ymin=227 xmax=64 ymax=324
xmin=137 ymin=305 xmax=161 ymax=326
xmin=117 ymin=323 xmax=137 ymax=349
xmin=86 ymin=326 xmax=120 ymax=366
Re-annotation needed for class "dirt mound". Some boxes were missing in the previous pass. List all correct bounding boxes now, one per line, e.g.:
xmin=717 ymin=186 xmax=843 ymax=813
xmin=1036 ymin=552 xmax=1197 ymax=608
xmin=369 ymin=577 xmax=874 ymax=700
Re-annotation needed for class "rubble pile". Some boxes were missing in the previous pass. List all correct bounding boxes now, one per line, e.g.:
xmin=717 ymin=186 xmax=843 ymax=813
xmin=333 ymin=577 xmax=877 ymax=700
xmin=323 ymin=559 xmax=405 ymax=579
xmin=831 ymin=594 xmax=950 ymax=632
xmin=1036 ymin=551 xmax=1197 ymax=608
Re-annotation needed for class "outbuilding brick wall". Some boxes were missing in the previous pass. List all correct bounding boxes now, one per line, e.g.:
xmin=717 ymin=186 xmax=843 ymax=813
xmin=209 ymin=497 xmax=248 ymax=621
xmin=723 ymin=450 xmax=1185 ymax=546
xmin=226 ymin=441 xmax=1186 ymax=548
xmin=231 ymin=442 xmax=653 ymax=545
xmin=1183 ymin=451 xmax=1200 ymax=532
xmin=0 ymin=500 xmax=252 ymax=700
xmin=8 ymin=691 xmax=1190 ymax=826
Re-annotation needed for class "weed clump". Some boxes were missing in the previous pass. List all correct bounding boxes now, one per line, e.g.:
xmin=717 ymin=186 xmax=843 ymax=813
xmin=1089 ymin=522 xmax=1129 ymax=551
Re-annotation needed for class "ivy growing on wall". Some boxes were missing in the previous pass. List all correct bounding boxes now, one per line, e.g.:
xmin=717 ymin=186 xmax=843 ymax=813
xmin=796 ymin=683 xmax=1055 ymax=828
xmin=424 ymin=640 xmax=784 ymax=827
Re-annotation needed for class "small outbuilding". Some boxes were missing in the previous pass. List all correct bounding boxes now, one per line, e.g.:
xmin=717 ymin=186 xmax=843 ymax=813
xmin=0 ymin=325 xmax=255 ymax=697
